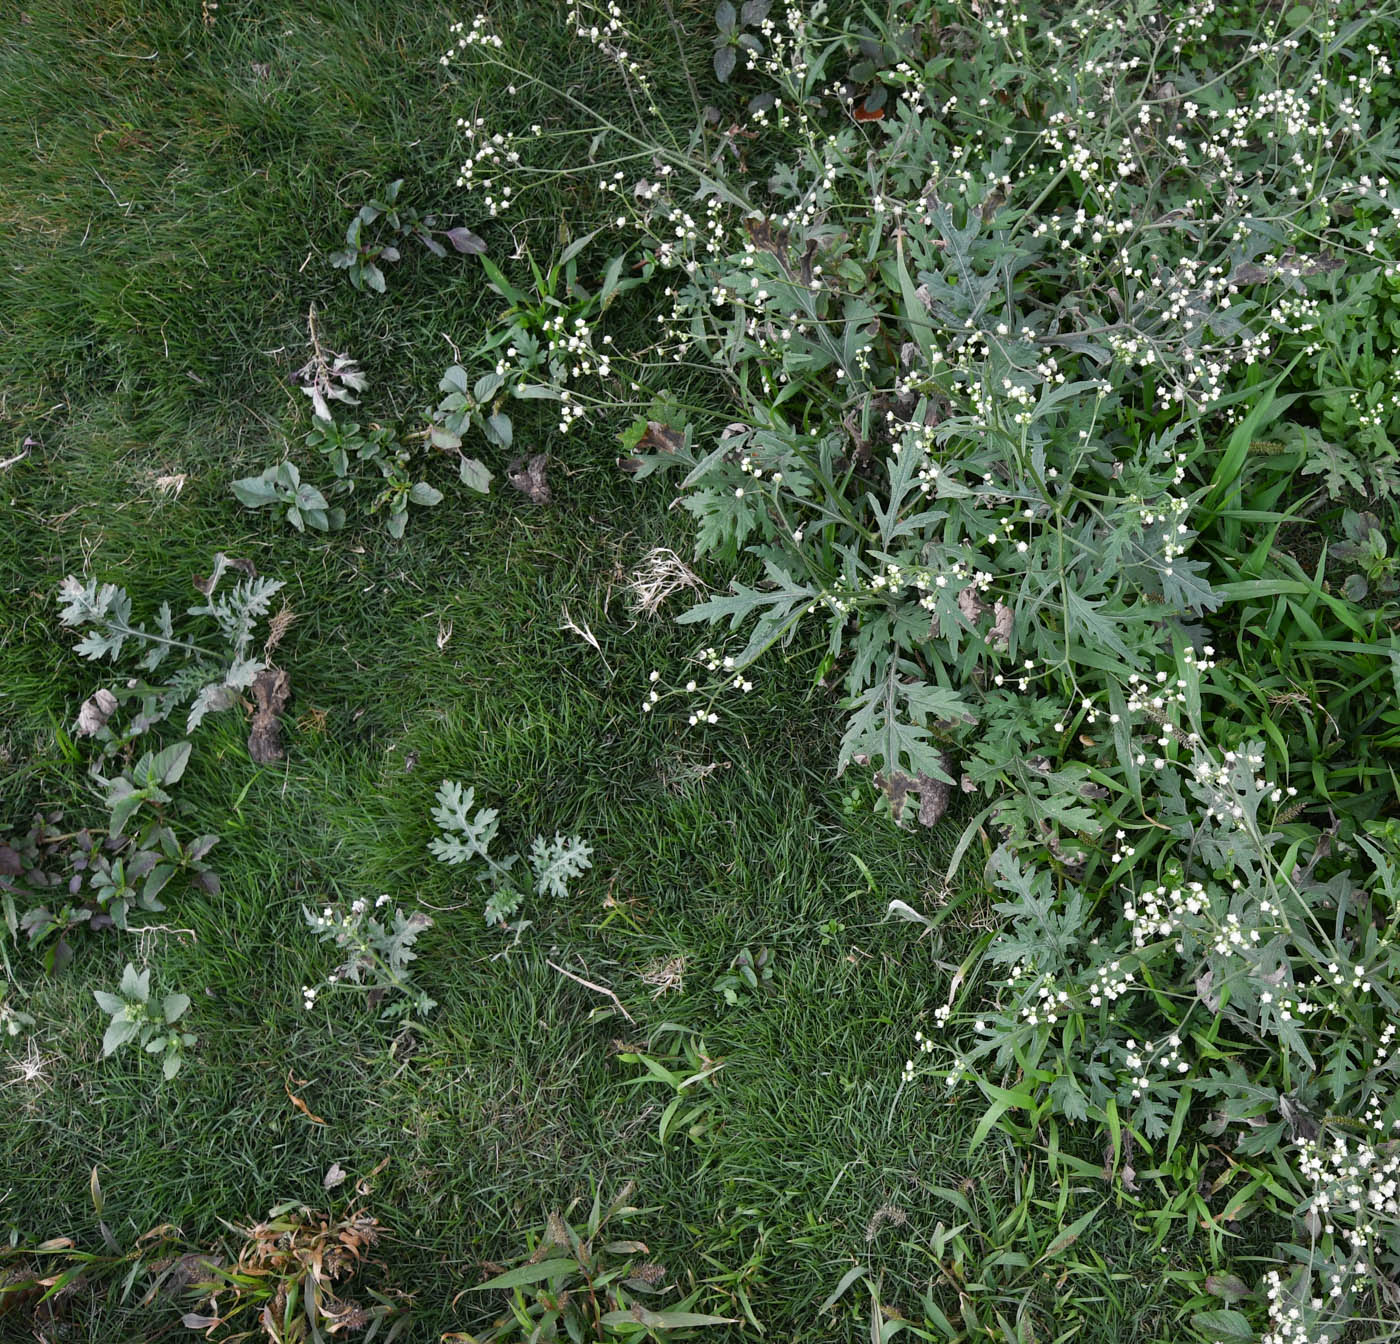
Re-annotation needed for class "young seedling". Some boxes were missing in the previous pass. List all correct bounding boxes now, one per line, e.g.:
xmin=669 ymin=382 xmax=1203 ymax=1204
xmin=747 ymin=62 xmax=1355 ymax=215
xmin=94 ymin=964 xmax=193 ymax=1080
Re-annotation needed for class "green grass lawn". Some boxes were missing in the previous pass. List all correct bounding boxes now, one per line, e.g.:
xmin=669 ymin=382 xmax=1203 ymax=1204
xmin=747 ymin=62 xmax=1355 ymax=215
xmin=1 ymin=3 xmax=1251 ymax=1340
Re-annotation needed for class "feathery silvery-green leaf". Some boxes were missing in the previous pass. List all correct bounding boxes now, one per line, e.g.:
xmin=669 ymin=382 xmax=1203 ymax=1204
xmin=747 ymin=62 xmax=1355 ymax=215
xmin=303 ymin=899 xmax=436 ymax=1017
xmin=57 ymin=575 xmax=118 ymax=628
xmin=528 ymin=833 xmax=594 ymax=900
xmin=185 ymin=681 xmax=240 ymax=732
xmin=428 ymin=779 xmax=500 ymax=865
xmin=58 ymin=578 xmax=146 ymax=663
xmin=188 ymin=574 xmax=286 ymax=660
xmin=381 ymin=910 xmax=432 ymax=974
xmin=224 ymin=657 xmax=264 ymax=691
xmin=484 ymin=886 xmax=524 ymax=927
xmin=430 ymin=778 xmax=476 ymax=834
xmin=427 ymin=781 xmax=594 ymax=926
xmin=137 ymin=603 xmax=176 ymax=671
xmin=74 ymin=627 xmax=129 ymax=662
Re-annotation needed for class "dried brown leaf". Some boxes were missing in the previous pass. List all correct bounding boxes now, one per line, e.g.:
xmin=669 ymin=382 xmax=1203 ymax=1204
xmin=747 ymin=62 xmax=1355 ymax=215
xmin=284 ymin=1074 xmax=326 ymax=1125
xmin=917 ymin=772 xmax=951 ymax=828
xmin=956 ymin=585 xmax=985 ymax=625
xmin=637 ymin=421 xmax=684 ymax=455
xmin=1195 ymin=969 xmax=1220 ymax=1012
xmin=989 ymin=601 xmax=1013 ymax=650
xmin=193 ymin=555 xmax=257 ymax=595
xmin=248 ymin=667 xmax=291 ymax=765
xmin=75 ymin=688 xmax=117 ymax=737
xmin=1233 ymin=249 xmax=1344 ymax=285
xmin=874 ymin=760 xmax=952 ymax=828
xmin=507 ymin=453 xmax=551 ymax=505
xmin=262 ymin=603 xmax=296 ymax=659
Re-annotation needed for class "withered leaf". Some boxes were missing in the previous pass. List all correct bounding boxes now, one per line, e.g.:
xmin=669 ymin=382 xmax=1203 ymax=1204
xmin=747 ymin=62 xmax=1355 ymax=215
xmin=917 ymin=772 xmax=952 ymax=828
xmin=1120 ymin=1155 xmax=1138 ymax=1192
xmin=76 ymin=687 xmax=118 ymax=737
xmin=842 ymin=408 xmax=872 ymax=467
xmin=874 ymin=758 xmax=953 ymax=828
xmin=247 ymin=666 xmax=291 ymax=765
xmin=507 ymin=453 xmax=552 ymax=505
xmin=957 ymin=585 xmax=985 ymax=625
xmin=744 ymin=215 xmax=790 ymax=253
xmin=637 ymin=421 xmax=684 ymax=455
xmin=989 ymin=601 xmax=1013 ymax=650
xmin=1198 ymin=968 xmax=1220 ymax=1013
xmin=262 ymin=603 xmax=297 ymax=659
xmin=193 ymin=555 xmax=256 ymax=595
xmin=1279 ymin=1092 xmax=1319 ymax=1143
xmin=874 ymin=770 xmax=913 ymax=819
xmin=284 ymin=1074 xmax=326 ymax=1124
xmin=1103 ymin=1137 xmax=1137 ymax=1191
xmin=1233 ymin=250 xmax=1345 ymax=285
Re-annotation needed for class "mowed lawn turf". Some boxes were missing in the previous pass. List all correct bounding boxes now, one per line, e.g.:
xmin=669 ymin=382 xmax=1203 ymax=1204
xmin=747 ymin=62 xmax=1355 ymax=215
xmin=1 ymin=2 xmax=1249 ymax=1338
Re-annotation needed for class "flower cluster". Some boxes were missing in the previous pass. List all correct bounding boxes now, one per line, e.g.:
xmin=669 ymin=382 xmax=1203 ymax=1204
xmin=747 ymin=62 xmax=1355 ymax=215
xmin=452 ymin=115 xmax=517 ymax=217
xmin=565 ymin=1 xmax=649 ymax=86
xmin=640 ymin=648 xmax=758 ymax=726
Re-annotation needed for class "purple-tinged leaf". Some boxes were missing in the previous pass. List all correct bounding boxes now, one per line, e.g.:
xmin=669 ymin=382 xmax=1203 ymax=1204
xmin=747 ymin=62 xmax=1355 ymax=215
xmin=444 ymin=226 xmax=486 ymax=255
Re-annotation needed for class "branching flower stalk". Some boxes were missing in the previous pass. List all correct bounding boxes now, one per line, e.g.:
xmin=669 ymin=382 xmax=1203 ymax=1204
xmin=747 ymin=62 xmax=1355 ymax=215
xmin=442 ymin=0 xmax=1400 ymax=1334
